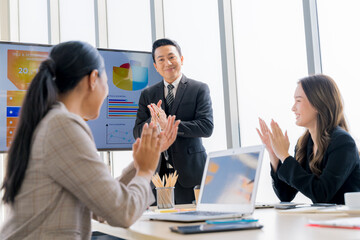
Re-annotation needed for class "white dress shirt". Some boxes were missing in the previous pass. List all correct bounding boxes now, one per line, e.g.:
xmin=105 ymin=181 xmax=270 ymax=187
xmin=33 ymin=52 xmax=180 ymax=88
xmin=163 ymin=74 xmax=182 ymax=99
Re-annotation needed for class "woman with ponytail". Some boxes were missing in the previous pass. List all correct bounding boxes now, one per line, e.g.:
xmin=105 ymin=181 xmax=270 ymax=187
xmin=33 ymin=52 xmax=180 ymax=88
xmin=0 ymin=41 xmax=180 ymax=239
xmin=257 ymin=74 xmax=360 ymax=204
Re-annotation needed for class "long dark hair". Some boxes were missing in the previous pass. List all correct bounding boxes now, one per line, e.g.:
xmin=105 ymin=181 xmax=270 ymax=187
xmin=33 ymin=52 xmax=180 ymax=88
xmin=2 ymin=41 xmax=104 ymax=203
xmin=295 ymin=74 xmax=348 ymax=176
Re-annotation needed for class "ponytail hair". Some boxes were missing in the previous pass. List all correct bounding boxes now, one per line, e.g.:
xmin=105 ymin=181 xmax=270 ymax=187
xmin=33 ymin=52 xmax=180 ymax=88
xmin=2 ymin=41 xmax=104 ymax=203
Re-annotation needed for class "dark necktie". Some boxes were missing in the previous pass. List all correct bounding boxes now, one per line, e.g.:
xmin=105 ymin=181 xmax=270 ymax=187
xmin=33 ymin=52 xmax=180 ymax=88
xmin=166 ymin=84 xmax=175 ymax=110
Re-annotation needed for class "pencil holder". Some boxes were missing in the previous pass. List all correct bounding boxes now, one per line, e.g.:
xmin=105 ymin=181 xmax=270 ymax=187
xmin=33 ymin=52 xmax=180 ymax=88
xmin=156 ymin=187 xmax=175 ymax=209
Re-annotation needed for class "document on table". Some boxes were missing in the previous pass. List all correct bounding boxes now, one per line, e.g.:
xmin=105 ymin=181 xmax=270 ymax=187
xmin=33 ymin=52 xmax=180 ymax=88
xmin=277 ymin=205 xmax=360 ymax=214
xmin=308 ymin=217 xmax=360 ymax=230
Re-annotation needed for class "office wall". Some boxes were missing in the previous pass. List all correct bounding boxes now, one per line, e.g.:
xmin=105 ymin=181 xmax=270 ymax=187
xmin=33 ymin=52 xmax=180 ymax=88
xmin=19 ymin=0 xmax=48 ymax=44
xmin=317 ymin=0 xmax=360 ymax=145
xmin=59 ymin=0 xmax=96 ymax=45
xmin=107 ymin=0 xmax=152 ymax=51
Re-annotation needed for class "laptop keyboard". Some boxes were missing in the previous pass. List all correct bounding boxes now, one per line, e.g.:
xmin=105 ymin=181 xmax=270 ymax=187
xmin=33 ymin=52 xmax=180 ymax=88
xmin=177 ymin=211 xmax=236 ymax=216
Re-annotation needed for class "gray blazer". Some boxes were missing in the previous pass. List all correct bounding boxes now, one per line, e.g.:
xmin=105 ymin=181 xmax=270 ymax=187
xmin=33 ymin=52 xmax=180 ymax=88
xmin=0 ymin=102 xmax=154 ymax=240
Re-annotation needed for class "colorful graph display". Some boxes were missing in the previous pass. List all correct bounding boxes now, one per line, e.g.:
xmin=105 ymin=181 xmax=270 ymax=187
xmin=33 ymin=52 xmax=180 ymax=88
xmin=7 ymin=50 xmax=48 ymax=90
xmin=6 ymin=90 xmax=26 ymax=147
xmin=0 ymin=42 xmax=162 ymax=152
xmin=106 ymin=124 xmax=134 ymax=144
xmin=113 ymin=60 xmax=148 ymax=91
xmin=5 ymin=49 xmax=48 ymax=148
xmin=108 ymin=96 xmax=138 ymax=118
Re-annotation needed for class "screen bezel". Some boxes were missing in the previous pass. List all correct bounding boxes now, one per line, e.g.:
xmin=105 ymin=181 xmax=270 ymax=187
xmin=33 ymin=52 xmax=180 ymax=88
xmin=196 ymin=145 xmax=265 ymax=214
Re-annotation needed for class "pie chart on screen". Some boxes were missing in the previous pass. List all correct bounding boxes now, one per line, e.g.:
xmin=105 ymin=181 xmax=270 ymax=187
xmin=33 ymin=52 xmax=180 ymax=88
xmin=113 ymin=60 xmax=148 ymax=91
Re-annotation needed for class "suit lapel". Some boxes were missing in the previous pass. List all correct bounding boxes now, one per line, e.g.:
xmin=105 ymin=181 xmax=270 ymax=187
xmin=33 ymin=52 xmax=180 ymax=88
xmin=170 ymin=75 xmax=187 ymax=115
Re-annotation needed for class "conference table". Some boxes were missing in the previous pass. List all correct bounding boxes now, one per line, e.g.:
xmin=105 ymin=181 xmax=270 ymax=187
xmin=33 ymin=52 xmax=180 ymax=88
xmin=92 ymin=205 xmax=360 ymax=240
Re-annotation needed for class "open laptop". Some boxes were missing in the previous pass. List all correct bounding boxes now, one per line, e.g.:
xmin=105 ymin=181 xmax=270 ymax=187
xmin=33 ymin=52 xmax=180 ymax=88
xmin=149 ymin=145 xmax=265 ymax=223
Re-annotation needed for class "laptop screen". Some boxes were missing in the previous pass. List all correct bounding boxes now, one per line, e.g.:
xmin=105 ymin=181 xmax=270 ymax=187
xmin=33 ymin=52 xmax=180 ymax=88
xmin=199 ymin=146 xmax=264 ymax=208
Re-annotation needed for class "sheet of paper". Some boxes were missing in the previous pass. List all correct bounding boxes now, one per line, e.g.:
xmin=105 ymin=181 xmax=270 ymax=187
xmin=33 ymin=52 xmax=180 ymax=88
xmin=309 ymin=217 xmax=360 ymax=229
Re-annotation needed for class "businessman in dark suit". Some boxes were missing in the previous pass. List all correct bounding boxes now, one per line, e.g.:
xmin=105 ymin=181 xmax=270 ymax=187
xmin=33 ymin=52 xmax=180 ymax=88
xmin=133 ymin=38 xmax=213 ymax=204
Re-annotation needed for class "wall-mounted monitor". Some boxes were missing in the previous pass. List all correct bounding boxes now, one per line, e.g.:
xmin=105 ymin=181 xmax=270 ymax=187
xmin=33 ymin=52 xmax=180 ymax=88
xmin=0 ymin=41 xmax=162 ymax=152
